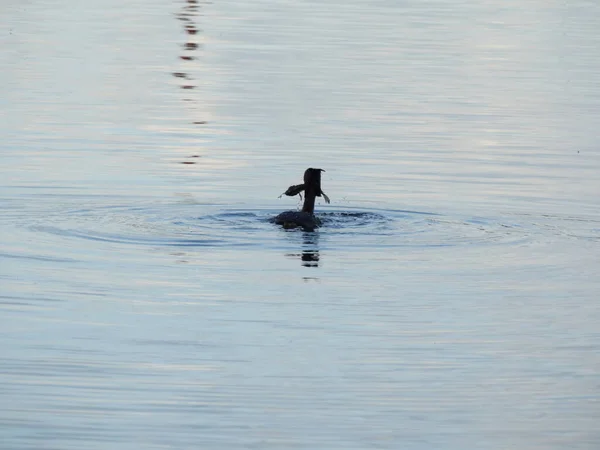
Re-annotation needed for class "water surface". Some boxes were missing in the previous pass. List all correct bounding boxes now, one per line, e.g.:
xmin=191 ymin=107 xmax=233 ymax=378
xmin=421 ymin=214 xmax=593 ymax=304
xmin=1 ymin=0 xmax=599 ymax=449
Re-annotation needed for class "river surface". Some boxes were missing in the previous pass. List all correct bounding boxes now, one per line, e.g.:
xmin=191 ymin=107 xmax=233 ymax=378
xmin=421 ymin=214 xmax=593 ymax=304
xmin=1 ymin=0 xmax=599 ymax=449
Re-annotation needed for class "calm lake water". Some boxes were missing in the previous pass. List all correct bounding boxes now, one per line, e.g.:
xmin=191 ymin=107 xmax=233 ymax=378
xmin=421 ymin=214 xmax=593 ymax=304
xmin=1 ymin=0 xmax=599 ymax=448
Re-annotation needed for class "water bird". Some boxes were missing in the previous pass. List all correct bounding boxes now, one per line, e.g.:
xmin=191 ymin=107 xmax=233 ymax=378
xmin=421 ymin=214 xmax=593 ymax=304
xmin=273 ymin=168 xmax=330 ymax=231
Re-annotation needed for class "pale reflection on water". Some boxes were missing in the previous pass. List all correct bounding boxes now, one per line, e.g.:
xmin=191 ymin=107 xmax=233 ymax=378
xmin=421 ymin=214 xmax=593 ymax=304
xmin=1 ymin=0 xmax=599 ymax=449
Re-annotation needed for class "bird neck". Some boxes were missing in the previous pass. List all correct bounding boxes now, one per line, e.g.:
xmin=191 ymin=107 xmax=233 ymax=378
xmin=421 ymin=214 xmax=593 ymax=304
xmin=301 ymin=186 xmax=318 ymax=214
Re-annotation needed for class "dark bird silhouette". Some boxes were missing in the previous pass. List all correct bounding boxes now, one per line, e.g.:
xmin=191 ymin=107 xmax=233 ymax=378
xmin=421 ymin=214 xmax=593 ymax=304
xmin=273 ymin=168 xmax=330 ymax=231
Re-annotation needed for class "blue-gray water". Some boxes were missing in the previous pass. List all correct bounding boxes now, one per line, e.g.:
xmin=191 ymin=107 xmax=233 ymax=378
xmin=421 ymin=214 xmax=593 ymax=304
xmin=1 ymin=0 xmax=599 ymax=449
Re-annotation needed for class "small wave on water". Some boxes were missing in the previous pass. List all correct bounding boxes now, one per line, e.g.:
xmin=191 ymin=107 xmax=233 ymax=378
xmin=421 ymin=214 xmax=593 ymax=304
xmin=17 ymin=201 xmax=588 ymax=252
xmin=315 ymin=207 xmax=533 ymax=248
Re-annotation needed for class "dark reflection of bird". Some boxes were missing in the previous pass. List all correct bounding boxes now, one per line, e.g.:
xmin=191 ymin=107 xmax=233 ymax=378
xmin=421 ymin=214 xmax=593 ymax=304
xmin=273 ymin=168 xmax=330 ymax=232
